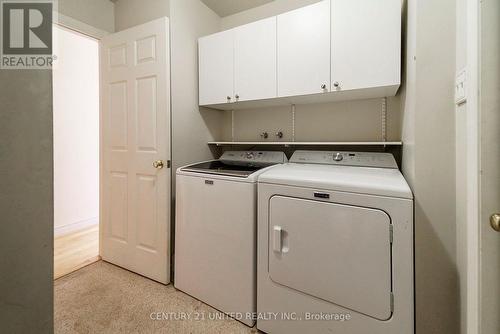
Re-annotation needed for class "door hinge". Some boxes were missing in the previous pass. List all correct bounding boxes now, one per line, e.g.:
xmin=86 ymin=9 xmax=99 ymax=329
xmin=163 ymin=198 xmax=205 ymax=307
xmin=389 ymin=225 xmax=394 ymax=243
xmin=390 ymin=292 xmax=394 ymax=313
xmin=167 ymin=160 xmax=171 ymax=168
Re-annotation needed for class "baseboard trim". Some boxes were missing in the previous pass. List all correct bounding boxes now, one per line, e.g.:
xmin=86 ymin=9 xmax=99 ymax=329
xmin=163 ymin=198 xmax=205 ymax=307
xmin=54 ymin=256 xmax=101 ymax=280
xmin=55 ymin=217 xmax=99 ymax=237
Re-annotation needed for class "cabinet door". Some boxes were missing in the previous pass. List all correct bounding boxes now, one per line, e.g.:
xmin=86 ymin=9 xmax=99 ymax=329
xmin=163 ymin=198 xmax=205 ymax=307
xmin=198 ymin=29 xmax=234 ymax=105
xmin=277 ymin=0 xmax=330 ymax=97
xmin=331 ymin=0 xmax=401 ymax=91
xmin=234 ymin=17 xmax=277 ymax=102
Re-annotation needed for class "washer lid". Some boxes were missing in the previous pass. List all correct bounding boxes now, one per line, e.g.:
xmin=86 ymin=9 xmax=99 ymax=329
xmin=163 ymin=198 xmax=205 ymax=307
xmin=181 ymin=160 xmax=262 ymax=178
xmin=258 ymin=163 xmax=413 ymax=199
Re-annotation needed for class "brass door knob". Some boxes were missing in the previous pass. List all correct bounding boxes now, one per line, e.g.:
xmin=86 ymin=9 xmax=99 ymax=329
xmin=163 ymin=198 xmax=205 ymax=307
xmin=490 ymin=213 xmax=500 ymax=232
xmin=152 ymin=160 xmax=164 ymax=169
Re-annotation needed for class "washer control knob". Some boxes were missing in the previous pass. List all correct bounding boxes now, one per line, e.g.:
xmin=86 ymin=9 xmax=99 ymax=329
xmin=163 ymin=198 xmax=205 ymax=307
xmin=333 ymin=153 xmax=343 ymax=162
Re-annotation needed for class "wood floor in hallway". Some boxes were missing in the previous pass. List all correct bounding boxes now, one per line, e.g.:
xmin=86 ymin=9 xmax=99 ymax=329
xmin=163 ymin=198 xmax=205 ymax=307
xmin=54 ymin=225 xmax=100 ymax=279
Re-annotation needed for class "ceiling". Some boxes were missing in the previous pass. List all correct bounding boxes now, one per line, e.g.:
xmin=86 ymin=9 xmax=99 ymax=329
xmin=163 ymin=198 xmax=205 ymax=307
xmin=200 ymin=0 xmax=274 ymax=17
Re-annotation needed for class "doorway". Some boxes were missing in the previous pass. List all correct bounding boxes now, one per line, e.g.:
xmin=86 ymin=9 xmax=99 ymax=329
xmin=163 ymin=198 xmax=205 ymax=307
xmin=52 ymin=25 xmax=100 ymax=279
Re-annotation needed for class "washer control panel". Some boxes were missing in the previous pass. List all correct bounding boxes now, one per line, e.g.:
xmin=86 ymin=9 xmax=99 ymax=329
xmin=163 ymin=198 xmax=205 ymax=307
xmin=290 ymin=150 xmax=398 ymax=169
xmin=220 ymin=151 xmax=288 ymax=167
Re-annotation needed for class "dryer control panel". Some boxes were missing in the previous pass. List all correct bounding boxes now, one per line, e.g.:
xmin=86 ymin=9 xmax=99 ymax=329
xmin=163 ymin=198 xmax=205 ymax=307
xmin=290 ymin=150 xmax=398 ymax=169
xmin=220 ymin=151 xmax=288 ymax=167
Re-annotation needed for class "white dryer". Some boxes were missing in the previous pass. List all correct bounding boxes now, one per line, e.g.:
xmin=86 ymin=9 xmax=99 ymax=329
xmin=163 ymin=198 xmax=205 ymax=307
xmin=257 ymin=150 xmax=413 ymax=334
xmin=175 ymin=151 xmax=287 ymax=327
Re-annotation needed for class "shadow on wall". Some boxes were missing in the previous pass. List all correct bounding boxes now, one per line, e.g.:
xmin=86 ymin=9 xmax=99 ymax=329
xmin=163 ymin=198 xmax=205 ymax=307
xmin=199 ymin=106 xmax=227 ymax=140
xmin=199 ymin=106 xmax=227 ymax=158
xmin=414 ymin=201 xmax=460 ymax=333
xmin=217 ymin=96 xmax=402 ymax=143
xmin=398 ymin=0 xmax=460 ymax=331
xmin=0 ymin=70 xmax=54 ymax=333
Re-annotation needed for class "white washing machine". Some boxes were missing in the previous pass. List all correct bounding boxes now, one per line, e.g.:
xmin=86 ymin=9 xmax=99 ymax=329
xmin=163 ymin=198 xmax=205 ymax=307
xmin=175 ymin=151 xmax=287 ymax=327
xmin=257 ymin=150 xmax=414 ymax=334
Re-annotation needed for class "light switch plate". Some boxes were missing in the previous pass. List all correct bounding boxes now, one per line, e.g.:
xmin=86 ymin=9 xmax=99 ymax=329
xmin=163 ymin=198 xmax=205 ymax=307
xmin=455 ymin=68 xmax=467 ymax=105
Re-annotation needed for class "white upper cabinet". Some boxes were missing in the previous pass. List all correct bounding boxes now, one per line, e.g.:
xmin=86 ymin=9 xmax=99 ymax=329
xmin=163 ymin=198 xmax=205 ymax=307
xmin=234 ymin=17 xmax=277 ymax=102
xmin=198 ymin=29 xmax=234 ymax=105
xmin=197 ymin=0 xmax=402 ymax=109
xmin=277 ymin=0 xmax=331 ymax=98
xmin=331 ymin=0 xmax=401 ymax=93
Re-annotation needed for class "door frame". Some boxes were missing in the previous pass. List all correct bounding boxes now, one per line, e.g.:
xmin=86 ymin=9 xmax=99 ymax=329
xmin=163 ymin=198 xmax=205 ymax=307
xmin=55 ymin=15 xmax=173 ymax=283
xmin=465 ymin=0 xmax=480 ymax=333
xmin=56 ymin=13 xmax=109 ymax=40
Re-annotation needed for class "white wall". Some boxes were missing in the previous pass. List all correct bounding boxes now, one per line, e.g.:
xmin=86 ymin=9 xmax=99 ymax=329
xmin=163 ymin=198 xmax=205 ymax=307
xmin=221 ymin=98 xmax=402 ymax=142
xmin=113 ymin=0 xmax=225 ymax=192
xmin=53 ymin=26 xmax=100 ymax=234
xmin=114 ymin=0 xmax=170 ymax=31
xmin=170 ymin=0 xmax=224 ymax=181
xmin=218 ymin=0 xmax=402 ymax=143
xmin=59 ymin=0 xmax=115 ymax=32
xmin=402 ymin=0 xmax=459 ymax=333
xmin=455 ymin=0 xmax=468 ymax=333
xmin=220 ymin=0 xmax=321 ymax=30
xmin=0 ymin=63 xmax=54 ymax=334
xmin=400 ymin=0 xmax=416 ymax=185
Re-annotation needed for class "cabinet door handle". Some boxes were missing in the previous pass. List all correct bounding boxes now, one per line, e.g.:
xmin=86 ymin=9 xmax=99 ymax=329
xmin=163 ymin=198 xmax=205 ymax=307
xmin=321 ymin=84 xmax=327 ymax=89
xmin=333 ymin=81 xmax=340 ymax=88
xmin=226 ymin=96 xmax=231 ymax=101
xmin=235 ymin=94 xmax=239 ymax=99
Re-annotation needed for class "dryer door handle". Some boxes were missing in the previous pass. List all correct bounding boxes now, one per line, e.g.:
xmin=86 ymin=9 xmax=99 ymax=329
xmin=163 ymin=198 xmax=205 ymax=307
xmin=273 ymin=226 xmax=282 ymax=253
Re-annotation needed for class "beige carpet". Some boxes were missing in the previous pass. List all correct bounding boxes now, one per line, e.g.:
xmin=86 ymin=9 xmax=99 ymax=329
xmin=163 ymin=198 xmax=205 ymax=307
xmin=54 ymin=261 xmax=256 ymax=334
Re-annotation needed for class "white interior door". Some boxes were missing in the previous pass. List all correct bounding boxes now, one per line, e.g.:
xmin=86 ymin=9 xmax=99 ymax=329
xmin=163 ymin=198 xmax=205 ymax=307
xmin=277 ymin=0 xmax=330 ymax=97
xmin=480 ymin=1 xmax=500 ymax=332
xmin=331 ymin=0 xmax=401 ymax=91
xmin=100 ymin=17 xmax=170 ymax=284
xmin=234 ymin=17 xmax=277 ymax=102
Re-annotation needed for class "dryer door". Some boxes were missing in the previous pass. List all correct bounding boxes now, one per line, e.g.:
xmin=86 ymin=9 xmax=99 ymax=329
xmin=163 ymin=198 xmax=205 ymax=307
xmin=269 ymin=196 xmax=392 ymax=320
